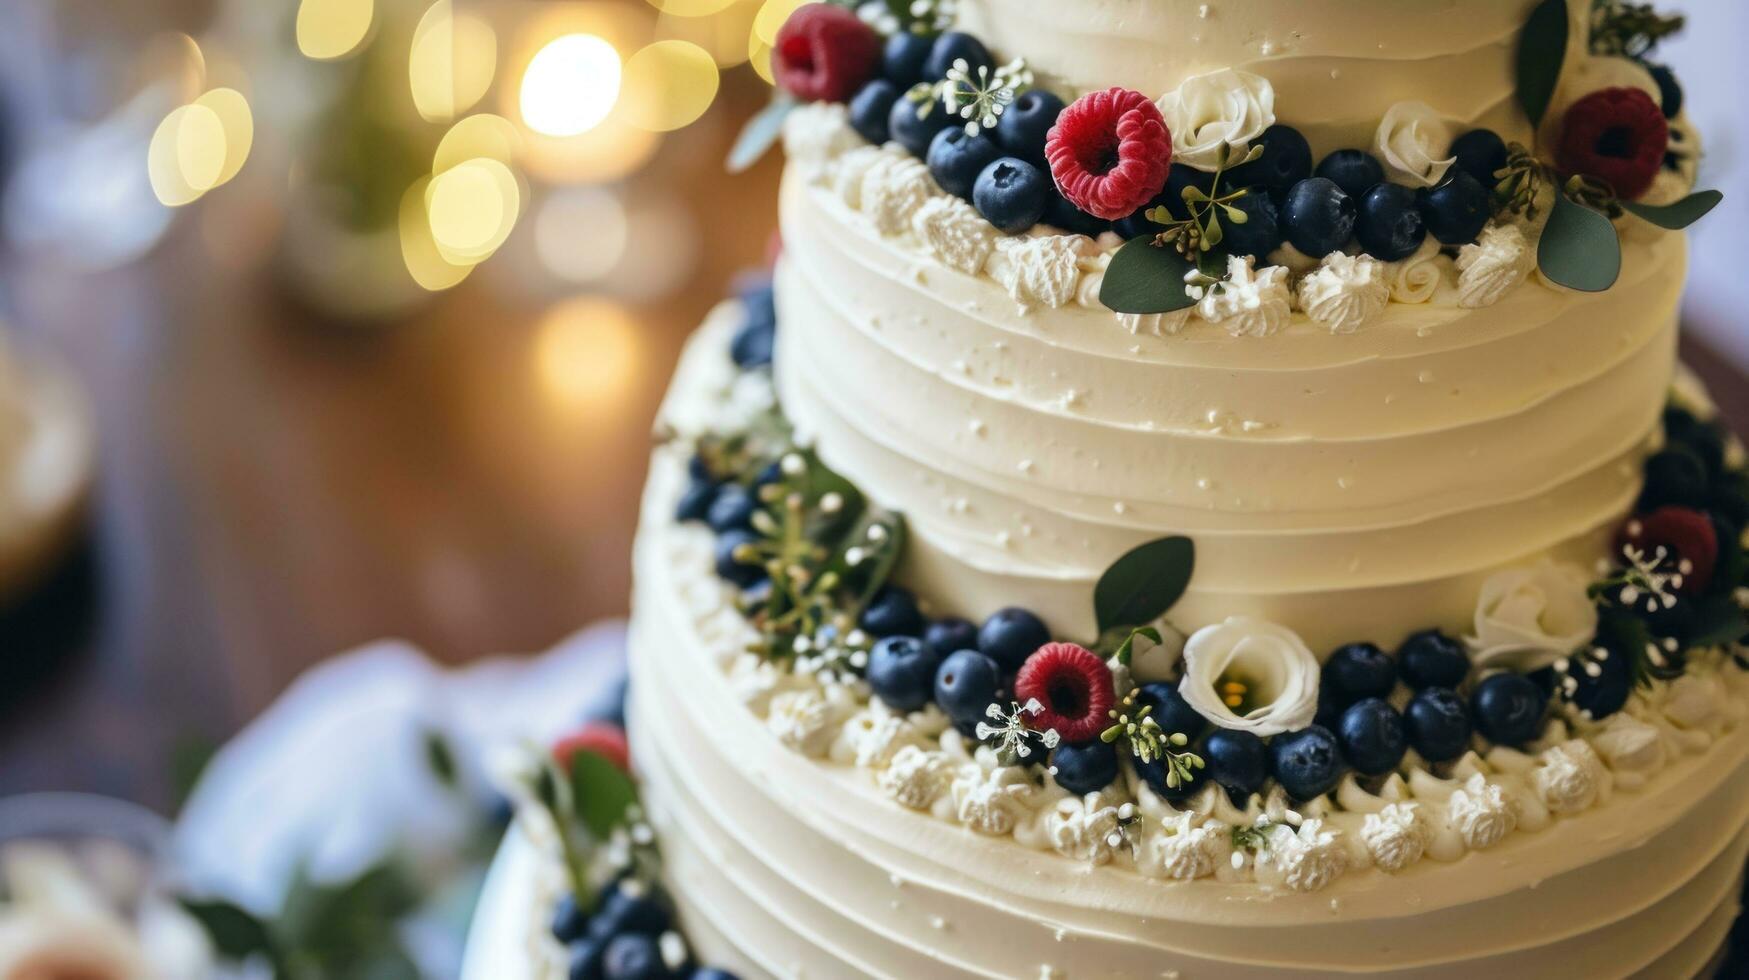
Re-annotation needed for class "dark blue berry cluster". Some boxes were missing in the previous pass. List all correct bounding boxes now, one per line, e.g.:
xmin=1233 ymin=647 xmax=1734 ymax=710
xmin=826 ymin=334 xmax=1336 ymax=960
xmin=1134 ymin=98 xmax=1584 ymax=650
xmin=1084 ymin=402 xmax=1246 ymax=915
xmin=845 ymin=30 xmax=1102 ymax=238
xmin=552 ymin=879 xmax=736 ymax=980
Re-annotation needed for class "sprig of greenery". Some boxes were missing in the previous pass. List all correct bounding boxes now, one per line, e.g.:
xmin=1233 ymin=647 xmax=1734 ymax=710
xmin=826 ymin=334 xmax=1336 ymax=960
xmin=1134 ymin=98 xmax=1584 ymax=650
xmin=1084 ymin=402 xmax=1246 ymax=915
xmin=1493 ymin=141 xmax=1550 ymax=220
xmin=1100 ymin=687 xmax=1204 ymax=786
xmin=1589 ymin=1 xmax=1685 ymax=58
xmin=1143 ymin=145 xmax=1262 ymax=269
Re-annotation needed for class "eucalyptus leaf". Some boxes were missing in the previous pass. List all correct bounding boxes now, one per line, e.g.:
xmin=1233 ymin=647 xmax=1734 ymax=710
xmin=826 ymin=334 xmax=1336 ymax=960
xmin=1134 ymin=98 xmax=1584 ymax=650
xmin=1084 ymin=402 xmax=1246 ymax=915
xmin=179 ymin=899 xmax=277 ymax=962
xmin=569 ymin=749 xmax=639 ymax=841
xmin=1516 ymin=0 xmax=1569 ymax=128
xmin=1098 ymin=238 xmax=1198 ymax=315
xmin=1112 ymin=626 xmax=1164 ymax=667
xmin=1687 ymin=599 xmax=1749 ymax=649
xmin=1538 ymin=192 xmax=1621 ymax=292
xmin=1094 ymin=536 xmax=1195 ymax=635
xmin=727 ymin=96 xmax=796 ymax=174
xmin=1621 ymin=189 xmax=1723 ymax=229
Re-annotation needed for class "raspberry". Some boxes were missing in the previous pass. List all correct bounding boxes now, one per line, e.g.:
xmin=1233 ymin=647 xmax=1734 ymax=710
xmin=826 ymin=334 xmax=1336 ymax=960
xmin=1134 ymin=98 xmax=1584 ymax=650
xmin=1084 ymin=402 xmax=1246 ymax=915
xmin=1618 ymin=506 xmax=1718 ymax=595
xmin=553 ymin=722 xmax=631 ymax=774
xmin=1044 ymin=88 xmax=1171 ymax=221
xmin=772 ymin=4 xmax=881 ymax=104
xmin=1556 ymin=87 xmax=1668 ymax=201
xmin=1014 ymin=642 xmax=1116 ymax=744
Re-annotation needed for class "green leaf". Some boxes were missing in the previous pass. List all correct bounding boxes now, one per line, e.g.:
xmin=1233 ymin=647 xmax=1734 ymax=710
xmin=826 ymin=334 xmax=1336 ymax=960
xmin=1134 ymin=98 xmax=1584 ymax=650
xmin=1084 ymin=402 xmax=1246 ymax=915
xmin=1111 ymin=626 xmax=1164 ymax=667
xmin=1098 ymin=238 xmax=1198 ymax=315
xmin=727 ymin=96 xmax=796 ymax=174
xmin=1622 ymin=190 xmax=1723 ymax=229
xmin=422 ymin=729 xmax=459 ymax=789
xmin=179 ymin=898 xmax=277 ymax=962
xmin=1537 ymin=192 xmax=1621 ymax=292
xmin=1094 ymin=536 xmax=1195 ymax=635
xmin=1516 ymin=0 xmax=1569 ymax=128
xmin=568 ymin=749 xmax=638 ymax=841
xmin=1688 ymin=599 xmax=1749 ymax=649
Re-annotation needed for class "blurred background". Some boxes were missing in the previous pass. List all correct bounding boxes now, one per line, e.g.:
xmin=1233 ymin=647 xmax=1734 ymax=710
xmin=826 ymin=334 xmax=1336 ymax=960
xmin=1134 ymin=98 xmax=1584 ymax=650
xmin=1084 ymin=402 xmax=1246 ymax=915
xmin=0 ymin=0 xmax=1742 ymax=976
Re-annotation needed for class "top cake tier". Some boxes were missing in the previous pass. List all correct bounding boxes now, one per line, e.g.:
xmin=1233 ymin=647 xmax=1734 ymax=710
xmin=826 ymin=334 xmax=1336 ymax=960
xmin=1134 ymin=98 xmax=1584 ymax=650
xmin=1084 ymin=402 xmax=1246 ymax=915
xmin=955 ymin=0 xmax=1561 ymax=157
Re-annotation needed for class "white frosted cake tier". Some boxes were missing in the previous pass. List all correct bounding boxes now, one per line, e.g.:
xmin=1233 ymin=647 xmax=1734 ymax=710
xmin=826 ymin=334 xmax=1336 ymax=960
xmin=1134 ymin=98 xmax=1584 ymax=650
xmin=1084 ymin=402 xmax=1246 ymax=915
xmin=775 ymin=171 xmax=1685 ymax=649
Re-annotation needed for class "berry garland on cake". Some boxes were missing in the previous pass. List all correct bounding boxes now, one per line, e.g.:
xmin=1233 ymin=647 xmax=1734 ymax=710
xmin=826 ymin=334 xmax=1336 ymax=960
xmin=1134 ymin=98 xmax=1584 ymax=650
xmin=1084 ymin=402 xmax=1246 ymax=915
xmin=655 ymin=278 xmax=1749 ymax=891
xmin=733 ymin=0 xmax=1721 ymax=335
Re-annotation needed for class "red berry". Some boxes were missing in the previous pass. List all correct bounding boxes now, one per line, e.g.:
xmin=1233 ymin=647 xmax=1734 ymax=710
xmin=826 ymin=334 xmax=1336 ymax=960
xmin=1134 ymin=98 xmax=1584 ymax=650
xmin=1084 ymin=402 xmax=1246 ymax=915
xmin=553 ymin=723 xmax=631 ymax=774
xmin=1618 ymin=506 xmax=1718 ymax=595
xmin=1556 ymin=87 xmax=1668 ymax=201
xmin=1014 ymin=642 xmax=1116 ymax=744
xmin=772 ymin=4 xmax=881 ymax=103
xmin=1044 ymin=88 xmax=1171 ymax=221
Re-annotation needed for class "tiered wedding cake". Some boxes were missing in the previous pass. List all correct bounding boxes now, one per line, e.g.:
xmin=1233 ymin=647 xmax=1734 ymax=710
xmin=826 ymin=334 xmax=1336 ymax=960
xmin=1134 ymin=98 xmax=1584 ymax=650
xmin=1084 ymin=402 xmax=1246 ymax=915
xmin=468 ymin=2 xmax=1749 ymax=978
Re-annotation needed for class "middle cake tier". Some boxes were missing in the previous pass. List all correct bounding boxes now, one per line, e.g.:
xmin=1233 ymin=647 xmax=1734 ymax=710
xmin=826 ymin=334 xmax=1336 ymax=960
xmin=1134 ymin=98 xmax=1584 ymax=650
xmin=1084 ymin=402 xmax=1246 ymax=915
xmin=773 ymin=171 xmax=1684 ymax=651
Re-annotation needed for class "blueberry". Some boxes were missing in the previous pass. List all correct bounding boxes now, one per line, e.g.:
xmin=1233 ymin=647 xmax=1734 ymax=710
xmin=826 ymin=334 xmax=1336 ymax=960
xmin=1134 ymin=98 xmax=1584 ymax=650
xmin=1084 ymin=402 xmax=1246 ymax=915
xmin=1404 ymin=687 xmax=1472 ymax=762
xmin=1280 ymin=177 xmax=1355 ymax=258
xmin=1337 ymin=698 xmax=1407 ymax=776
xmin=1645 ymin=63 xmax=1682 ymax=118
xmin=868 ymin=635 xmax=941 ymax=712
xmin=1203 ymin=729 xmax=1268 ymax=801
xmin=1638 ymin=445 xmax=1710 ymax=510
xmin=849 ymin=79 xmax=901 ymax=145
xmin=882 ymin=31 xmax=933 ymax=87
xmin=934 ymin=649 xmax=1003 ymax=726
xmin=1314 ymin=149 xmax=1385 ymax=200
xmin=1470 ymin=673 xmax=1548 ymax=747
xmin=674 ymin=478 xmax=717 ymax=523
xmin=1419 ymin=171 xmax=1490 ymax=245
xmin=1355 ymin=183 xmax=1427 ymax=261
xmin=993 ymin=89 xmax=1065 ymax=166
xmin=752 ymin=459 xmax=783 ymax=488
xmin=1269 ymin=725 xmax=1345 ymax=801
xmin=860 ymin=585 xmax=924 ymax=637
xmin=1322 ymin=642 xmax=1398 ymax=704
xmin=706 ymin=484 xmax=757 ymax=533
xmin=1112 ymin=165 xmax=1211 ymax=238
xmin=1044 ymin=192 xmax=1111 ymax=237
xmin=1449 ymin=129 xmax=1508 ymax=188
xmin=927 ymin=126 xmax=1003 ymax=199
xmin=923 ymin=617 xmax=979 ymax=658
xmin=1663 ymin=406 xmax=1726 ymax=477
xmin=1137 ymin=750 xmax=1205 ymax=800
xmin=570 ymin=937 xmax=608 ymax=980
xmin=738 ymin=280 xmax=775 ymax=327
xmin=977 ymin=606 xmax=1051 ymax=671
xmin=713 ymin=529 xmax=764 ymax=588
xmin=689 ymin=971 xmax=740 ymax=980
xmin=1135 ymin=682 xmax=1207 ymax=742
xmin=552 ymin=892 xmax=590 ymax=943
xmin=1229 ymin=124 xmax=1312 ymax=195
xmin=972 ymin=157 xmax=1051 ymax=233
xmin=588 ymin=886 xmax=671 ymax=939
xmin=601 ymin=933 xmax=667 ymax=980
xmin=1562 ymin=643 xmax=1632 ymax=721
xmin=922 ymin=32 xmax=992 ymax=85
xmin=728 ymin=319 xmax=774 ymax=369
xmin=888 ymin=96 xmax=953 ymax=158
xmin=1397 ymin=630 xmax=1469 ymax=690
xmin=1220 ymin=191 xmax=1282 ymax=258
xmin=1049 ymin=739 xmax=1120 ymax=794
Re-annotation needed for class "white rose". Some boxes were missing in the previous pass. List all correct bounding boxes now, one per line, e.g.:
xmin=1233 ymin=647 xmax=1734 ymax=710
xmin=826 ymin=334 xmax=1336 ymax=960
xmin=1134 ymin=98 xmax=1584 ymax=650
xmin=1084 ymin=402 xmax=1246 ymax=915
xmin=1178 ymin=616 xmax=1320 ymax=736
xmin=1374 ymin=101 xmax=1456 ymax=188
xmin=1468 ymin=562 xmax=1597 ymax=673
xmin=1157 ymin=69 xmax=1276 ymax=172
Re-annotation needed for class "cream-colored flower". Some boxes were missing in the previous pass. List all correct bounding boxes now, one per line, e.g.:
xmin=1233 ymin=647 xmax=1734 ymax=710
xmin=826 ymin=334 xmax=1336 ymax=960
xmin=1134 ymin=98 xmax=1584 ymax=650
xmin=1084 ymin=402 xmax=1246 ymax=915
xmin=1375 ymin=101 xmax=1455 ymax=188
xmin=1468 ymin=562 xmax=1597 ymax=673
xmin=1179 ymin=616 xmax=1321 ymax=736
xmin=1157 ymin=69 xmax=1276 ymax=172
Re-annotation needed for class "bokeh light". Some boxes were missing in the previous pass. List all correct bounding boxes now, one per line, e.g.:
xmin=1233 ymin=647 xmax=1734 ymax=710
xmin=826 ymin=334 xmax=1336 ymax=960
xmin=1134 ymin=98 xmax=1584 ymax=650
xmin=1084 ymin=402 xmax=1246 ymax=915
xmin=193 ymin=88 xmax=254 ymax=187
xmin=399 ymin=175 xmax=473 ymax=291
xmin=434 ymin=114 xmax=519 ymax=174
xmin=620 ymin=40 xmax=719 ymax=132
xmin=148 ymin=104 xmax=225 ymax=206
xmin=646 ymin=0 xmax=740 ymax=16
xmin=296 ymin=0 xmax=375 ymax=61
xmin=752 ymin=0 xmax=807 ymax=45
xmin=426 ymin=158 xmax=521 ymax=264
xmin=534 ymin=188 xmax=628 ymax=284
xmin=410 ymin=1 xmax=498 ymax=122
xmin=533 ymin=297 xmax=641 ymax=414
xmin=519 ymin=34 xmax=622 ymax=137
xmin=655 ymin=0 xmax=760 ymax=68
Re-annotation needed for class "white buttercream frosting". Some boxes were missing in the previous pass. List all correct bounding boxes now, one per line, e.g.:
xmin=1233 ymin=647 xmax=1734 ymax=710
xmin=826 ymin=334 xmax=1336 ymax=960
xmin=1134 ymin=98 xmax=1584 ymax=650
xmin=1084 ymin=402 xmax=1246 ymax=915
xmin=1534 ymin=740 xmax=1606 ymax=815
xmin=859 ymin=153 xmax=937 ymax=236
xmin=1262 ymin=819 xmax=1346 ymax=893
xmin=990 ymin=234 xmax=1096 ymax=312
xmin=781 ymin=102 xmax=860 ymax=183
xmin=1386 ymin=237 xmax=1448 ymax=304
xmin=912 ymin=196 xmax=996 ymax=275
xmin=1360 ymin=803 xmax=1428 ymax=872
xmin=880 ymin=745 xmax=952 ymax=810
xmin=1297 ymin=252 xmax=1389 ymax=334
xmin=1142 ymin=815 xmax=1225 ymax=880
xmin=1446 ymin=774 xmax=1518 ymax=850
xmin=1046 ymin=793 xmax=1123 ymax=865
xmin=1457 ymin=223 xmax=1534 ymax=309
xmin=1195 ymin=255 xmax=1292 ymax=338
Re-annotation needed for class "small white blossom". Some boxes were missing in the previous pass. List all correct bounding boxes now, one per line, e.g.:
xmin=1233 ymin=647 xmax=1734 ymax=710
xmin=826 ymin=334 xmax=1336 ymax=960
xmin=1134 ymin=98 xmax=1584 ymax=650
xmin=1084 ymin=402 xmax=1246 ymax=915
xmin=975 ymin=699 xmax=1060 ymax=760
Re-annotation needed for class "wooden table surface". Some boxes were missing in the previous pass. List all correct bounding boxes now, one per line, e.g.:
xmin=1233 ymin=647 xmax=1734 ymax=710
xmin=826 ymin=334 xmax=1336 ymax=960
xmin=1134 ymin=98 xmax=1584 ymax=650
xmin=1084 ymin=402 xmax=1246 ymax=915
xmin=0 ymin=80 xmax=1745 ymax=813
